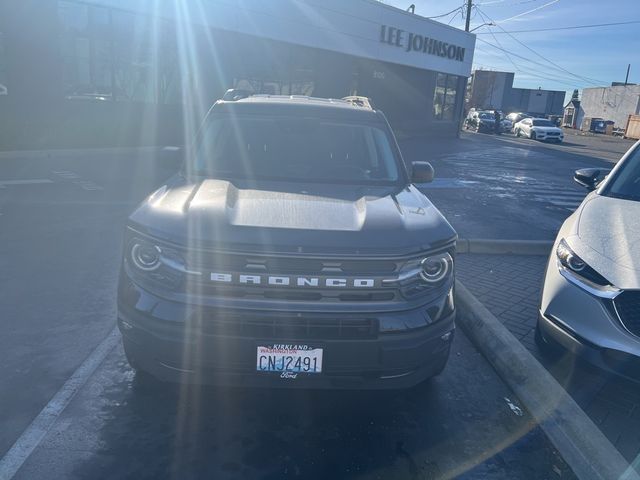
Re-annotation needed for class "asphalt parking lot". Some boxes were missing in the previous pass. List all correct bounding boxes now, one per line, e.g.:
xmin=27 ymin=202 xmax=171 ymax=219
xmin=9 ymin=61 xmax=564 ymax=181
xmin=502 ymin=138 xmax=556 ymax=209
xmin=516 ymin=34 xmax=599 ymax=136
xmin=403 ymin=129 xmax=635 ymax=240
xmin=0 ymin=146 xmax=575 ymax=479
xmin=1 ymin=131 xmax=634 ymax=479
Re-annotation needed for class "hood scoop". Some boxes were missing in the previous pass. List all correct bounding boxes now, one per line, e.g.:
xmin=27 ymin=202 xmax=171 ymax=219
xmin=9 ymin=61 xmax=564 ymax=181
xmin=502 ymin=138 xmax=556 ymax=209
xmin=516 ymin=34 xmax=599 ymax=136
xmin=189 ymin=180 xmax=367 ymax=231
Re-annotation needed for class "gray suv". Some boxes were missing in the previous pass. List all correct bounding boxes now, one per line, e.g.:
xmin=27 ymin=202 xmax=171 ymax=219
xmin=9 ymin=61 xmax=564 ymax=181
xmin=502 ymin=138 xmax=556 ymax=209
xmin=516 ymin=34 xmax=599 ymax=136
xmin=117 ymin=93 xmax=457 ymax=389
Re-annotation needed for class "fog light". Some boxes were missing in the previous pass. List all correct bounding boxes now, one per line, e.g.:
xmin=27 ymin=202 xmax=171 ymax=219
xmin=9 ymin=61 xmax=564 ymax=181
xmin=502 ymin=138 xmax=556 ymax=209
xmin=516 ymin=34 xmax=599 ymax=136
xmin=440 ymin=332 xmax=452 ymax=342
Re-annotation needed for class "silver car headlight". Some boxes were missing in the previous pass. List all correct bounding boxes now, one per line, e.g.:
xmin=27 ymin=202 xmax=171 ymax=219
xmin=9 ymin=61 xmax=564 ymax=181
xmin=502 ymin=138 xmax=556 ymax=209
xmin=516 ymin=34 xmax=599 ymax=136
xmin=556 ymin=239 xmax=610 ymax=287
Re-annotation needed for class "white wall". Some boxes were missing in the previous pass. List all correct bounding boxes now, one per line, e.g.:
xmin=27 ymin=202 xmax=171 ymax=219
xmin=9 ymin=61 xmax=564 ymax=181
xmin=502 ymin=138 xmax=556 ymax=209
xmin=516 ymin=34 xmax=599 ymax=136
xmin=580 ymin=85 xmax=640 ymax=128
xmin=89 ymin=0 xmax=476 ymax=77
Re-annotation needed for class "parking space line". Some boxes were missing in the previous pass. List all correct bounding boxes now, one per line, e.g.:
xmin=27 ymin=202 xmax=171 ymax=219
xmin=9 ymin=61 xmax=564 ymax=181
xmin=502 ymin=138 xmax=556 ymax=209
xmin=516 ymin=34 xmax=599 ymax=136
xmin=0 ymin=327 xmax=120 ymax=480
xmin=0 ymin=179 xmax=53 ymax=187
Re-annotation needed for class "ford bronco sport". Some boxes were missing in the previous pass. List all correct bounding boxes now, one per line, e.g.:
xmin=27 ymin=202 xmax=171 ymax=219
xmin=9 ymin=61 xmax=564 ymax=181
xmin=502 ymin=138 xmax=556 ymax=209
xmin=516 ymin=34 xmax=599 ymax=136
xmin=117 ymin=92 xmax=457 ymax=389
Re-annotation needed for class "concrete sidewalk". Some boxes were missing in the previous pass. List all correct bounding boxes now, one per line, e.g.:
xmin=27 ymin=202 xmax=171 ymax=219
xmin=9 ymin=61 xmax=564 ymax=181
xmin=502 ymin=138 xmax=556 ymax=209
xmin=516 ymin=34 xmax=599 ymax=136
xmin=457 ymin=253 xmax=640 ymax=464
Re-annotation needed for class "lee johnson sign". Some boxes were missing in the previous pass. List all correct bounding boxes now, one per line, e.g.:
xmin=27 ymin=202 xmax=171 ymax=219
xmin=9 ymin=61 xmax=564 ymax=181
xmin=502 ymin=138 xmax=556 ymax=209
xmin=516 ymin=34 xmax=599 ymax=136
xmin=380 ymin=25 xmax=466 ymax=62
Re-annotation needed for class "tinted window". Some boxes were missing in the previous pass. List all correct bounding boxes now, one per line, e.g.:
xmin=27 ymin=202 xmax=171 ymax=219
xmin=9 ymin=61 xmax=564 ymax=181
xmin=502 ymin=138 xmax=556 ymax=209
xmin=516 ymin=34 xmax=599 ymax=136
xmin=532 ymin=119 xmax=555 ymax=127
xmin=193 ymin=114 xmax=401 ymax=184
xmin=605 ymin=146 xmax=640 ymax=202
xmin=433 ymin=73 xmax=459 ymax=121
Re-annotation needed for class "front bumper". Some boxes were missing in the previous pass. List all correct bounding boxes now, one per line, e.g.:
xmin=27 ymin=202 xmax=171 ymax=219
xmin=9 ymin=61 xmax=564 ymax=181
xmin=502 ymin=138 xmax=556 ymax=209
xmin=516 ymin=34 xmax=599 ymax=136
xmin=539 ymin=258 xmax=640 ymax=381
xmin=536 ymin=132 xmax=564 ymax=142
xmin=118 ymin=283 xmax=455 ymax=389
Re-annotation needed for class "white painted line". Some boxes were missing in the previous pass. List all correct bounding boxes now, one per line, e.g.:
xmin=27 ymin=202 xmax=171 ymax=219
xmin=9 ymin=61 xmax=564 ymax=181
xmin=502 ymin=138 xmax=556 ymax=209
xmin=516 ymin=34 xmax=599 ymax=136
xmin=546 ymin=200 xmax=582 ymax=207
xmin=0 ymin=179 xmax=53 ymax=186
xmin=162 ymin=146 xmax=180 ymax=151
xmin=0 ymin=326 xmax=120 ymax=480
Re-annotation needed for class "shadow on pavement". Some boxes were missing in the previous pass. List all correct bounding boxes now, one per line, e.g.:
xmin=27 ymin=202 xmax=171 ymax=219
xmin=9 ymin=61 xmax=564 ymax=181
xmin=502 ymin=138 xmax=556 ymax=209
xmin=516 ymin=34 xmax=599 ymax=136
xmin=56 ymin=335 xmax=575 ymax=480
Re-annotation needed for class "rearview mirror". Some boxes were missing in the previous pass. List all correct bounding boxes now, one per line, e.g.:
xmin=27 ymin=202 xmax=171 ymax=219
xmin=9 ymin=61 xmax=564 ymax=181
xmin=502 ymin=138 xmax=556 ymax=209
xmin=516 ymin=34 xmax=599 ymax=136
xmin=411 ymin=161 xmax=435 ymax=183
xmin=574 ymin=168 xmax=611 ymax=191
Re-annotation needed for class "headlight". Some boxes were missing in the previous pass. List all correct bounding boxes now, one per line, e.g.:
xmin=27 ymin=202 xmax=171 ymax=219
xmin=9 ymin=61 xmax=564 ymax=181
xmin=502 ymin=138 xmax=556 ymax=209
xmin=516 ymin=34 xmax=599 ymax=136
xmin=130 ymin=242 xmax=161 ymax=271
xmin=125 ymin=235 xmax=189 ymax=290
xmin=420 ymin=254 xmax=452 ymax=283
xmin=556 ymin=239 xmax=609 ymax=286
xmin=387 ymin=252 xmax=454 ymax=298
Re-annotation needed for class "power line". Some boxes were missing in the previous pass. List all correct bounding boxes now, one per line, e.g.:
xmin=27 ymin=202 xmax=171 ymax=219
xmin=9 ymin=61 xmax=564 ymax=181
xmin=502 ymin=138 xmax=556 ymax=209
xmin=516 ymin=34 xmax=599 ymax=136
xmin=473 ymin=47 xmax=586 ymax=87
xmin=472 ymin=23 xmax=587 ymax=88
xmin=475 ymin=19 xmax=640 ymax=34
xmin=494 ymin=0 xmax=560 ymax=23
xmin=475 ymin=6 xmax=607 ymax=86
xmin=425 ymin=5 xmax=464 ymax=19
xmin=475 ymin=37 xmax=606 ymax=87
xmin=475 ymin=9 xmax=521 ymax=72
xmin=477 ymin=0 xmax=542 ymax=6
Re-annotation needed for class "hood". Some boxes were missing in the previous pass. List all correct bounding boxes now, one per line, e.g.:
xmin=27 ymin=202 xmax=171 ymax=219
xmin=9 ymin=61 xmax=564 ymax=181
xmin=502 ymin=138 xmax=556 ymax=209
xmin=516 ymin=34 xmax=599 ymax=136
xmin=569 ymin=195 xmax=640 ymax=289
xmin=129 ymin=176 xmax=457 ymax=255
xmin=532 ymin=126 xmax=561 ymax=133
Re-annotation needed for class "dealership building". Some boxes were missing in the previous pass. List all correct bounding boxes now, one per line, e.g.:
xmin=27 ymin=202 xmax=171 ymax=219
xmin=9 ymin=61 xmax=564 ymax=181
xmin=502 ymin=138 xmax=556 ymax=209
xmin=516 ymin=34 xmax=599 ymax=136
xmin=0 ymin=0 xmax=475 ymax=149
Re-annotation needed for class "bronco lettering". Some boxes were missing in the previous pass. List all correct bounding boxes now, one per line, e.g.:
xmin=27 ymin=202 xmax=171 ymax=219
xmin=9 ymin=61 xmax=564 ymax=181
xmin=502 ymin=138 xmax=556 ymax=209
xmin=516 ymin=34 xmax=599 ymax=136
xmin=210 ymin=272 xmax=377 ymax=288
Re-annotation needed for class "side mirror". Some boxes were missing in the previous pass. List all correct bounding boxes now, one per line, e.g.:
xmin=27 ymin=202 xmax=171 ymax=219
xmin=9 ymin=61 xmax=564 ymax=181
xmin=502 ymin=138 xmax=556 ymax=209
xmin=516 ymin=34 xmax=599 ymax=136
xmin=411 ymin=161 xmax=435 ymax=183
xmin=574 ymin=168 xmax=611 ymax=191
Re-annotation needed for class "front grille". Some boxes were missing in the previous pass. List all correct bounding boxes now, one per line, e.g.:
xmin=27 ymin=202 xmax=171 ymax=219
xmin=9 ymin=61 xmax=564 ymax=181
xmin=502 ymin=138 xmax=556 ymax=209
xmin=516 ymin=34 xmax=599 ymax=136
xmin=181 ymin=251 xmax=408 ymax=303
xmin=188 ymin=253 xmax=399 ymax=276
xmin=195 ymin=284 xmax=397 ymax=303
xmin=196 ymin=311 xmax=377 ymax=339
xmin=614 ymin=291 xmax=640 ymax=337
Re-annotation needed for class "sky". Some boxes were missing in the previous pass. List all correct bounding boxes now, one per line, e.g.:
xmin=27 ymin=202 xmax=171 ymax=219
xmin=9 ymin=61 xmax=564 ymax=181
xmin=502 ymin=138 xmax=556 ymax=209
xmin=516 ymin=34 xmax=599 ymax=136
xmin=386 ymin=0 xmax=640 ymax=101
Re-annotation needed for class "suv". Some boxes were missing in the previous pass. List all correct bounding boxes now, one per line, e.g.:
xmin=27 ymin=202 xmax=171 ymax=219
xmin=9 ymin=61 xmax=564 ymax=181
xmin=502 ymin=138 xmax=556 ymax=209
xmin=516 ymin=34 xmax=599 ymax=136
xmin=117 ymin=93 xmax=457 ymax=389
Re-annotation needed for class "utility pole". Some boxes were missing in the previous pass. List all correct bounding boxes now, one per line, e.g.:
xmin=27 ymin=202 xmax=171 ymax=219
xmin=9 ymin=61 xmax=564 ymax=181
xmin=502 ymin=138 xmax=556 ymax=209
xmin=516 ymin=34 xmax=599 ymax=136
xmin=457 ymin=0 xmax=474 ymax=138
xmin=625 ymin=64 xmax=631 ymax=86
xmin=465 ymin=0 xmax=473 ymax=32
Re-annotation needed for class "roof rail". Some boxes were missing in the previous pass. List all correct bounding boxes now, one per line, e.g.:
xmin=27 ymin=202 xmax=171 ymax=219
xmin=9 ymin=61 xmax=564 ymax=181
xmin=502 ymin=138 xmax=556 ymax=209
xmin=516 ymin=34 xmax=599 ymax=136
xmin=222 ymin=88 xmax=253 ymax=101
xmin=341 ymin=96 xmax=374 ymax=110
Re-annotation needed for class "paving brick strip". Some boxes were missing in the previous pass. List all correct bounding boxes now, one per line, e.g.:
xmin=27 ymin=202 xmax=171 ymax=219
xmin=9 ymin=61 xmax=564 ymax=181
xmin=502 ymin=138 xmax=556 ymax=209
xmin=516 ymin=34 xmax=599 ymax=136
xmin=457 ymin=238 xmax=555 ymax=255
xmin=455 ymin=280 xmax=639 ymax=479
xmin=455 ymin=237 xmax=640 ymax=478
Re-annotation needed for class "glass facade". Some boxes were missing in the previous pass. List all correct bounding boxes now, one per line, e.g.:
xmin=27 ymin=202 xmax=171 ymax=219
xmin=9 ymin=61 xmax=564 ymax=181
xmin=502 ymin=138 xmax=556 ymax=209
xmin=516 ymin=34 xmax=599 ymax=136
xmin=58 ymin=1 xmax=180 ymax=103
xmin=433 ymin=73 xmax=459 ymax=121
xmin=0 ymin=31 xmax=7 ymax=95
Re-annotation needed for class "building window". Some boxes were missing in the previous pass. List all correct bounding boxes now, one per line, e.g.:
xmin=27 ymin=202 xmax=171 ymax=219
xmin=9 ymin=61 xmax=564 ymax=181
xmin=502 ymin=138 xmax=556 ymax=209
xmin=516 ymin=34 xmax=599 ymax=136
xmin=58 ymin=1 xmax=179 ymax=103
xmin=0 ymin=31 xmax=8 ymax=96
xmin=433 ymin=73 xmax=459 ymax=121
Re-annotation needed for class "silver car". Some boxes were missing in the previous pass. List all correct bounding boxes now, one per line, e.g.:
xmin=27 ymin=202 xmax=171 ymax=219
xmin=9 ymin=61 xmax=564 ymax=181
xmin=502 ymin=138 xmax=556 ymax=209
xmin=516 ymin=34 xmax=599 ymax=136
xmin=537 ymin=140 xmax=640 ymax=380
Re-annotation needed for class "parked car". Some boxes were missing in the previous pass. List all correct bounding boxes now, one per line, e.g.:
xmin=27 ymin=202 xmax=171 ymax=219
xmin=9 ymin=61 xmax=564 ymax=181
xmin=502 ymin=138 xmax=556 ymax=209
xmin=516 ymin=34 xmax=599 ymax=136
xmin=592 ymin=119 xmax=614 ymax=134
xmin=537 ymin=140 xmax=640 ymax=381
xmin=117 ymin=92 xmax=457 ymax=389
xmin=514 ymin=117 xmax=564 ymax=142
xmin=500 ymin=117 xmax=513 ymax=133
xmin=465 ymin=110 xmax=496 ymax=133
xmin=505 ymin=112 xmax=530 ymax=132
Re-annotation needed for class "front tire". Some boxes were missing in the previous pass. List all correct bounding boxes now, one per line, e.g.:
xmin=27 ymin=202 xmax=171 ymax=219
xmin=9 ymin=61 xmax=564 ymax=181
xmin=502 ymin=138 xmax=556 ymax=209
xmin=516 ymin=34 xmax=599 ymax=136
xmin=530 ymin=131 xmax=537 ymax=140
xmin=123 ymin=340 xmax=159 ymax=384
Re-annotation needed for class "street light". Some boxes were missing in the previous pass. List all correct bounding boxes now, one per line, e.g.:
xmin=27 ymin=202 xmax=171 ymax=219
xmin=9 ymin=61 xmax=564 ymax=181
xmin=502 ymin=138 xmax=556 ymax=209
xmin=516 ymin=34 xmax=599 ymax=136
xmin=469 ymin=22 xmax=495 ymax=33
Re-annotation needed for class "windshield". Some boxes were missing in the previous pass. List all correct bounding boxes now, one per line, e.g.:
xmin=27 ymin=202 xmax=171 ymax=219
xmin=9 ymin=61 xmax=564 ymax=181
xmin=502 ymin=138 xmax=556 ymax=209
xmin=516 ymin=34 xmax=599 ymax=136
xmin=193 ymin=114 xmax=402 ymax=184
xmin=532 ymin=119 xmax=555 ymax=127
xmin=605 ymin=146 xmax=640 ymax=201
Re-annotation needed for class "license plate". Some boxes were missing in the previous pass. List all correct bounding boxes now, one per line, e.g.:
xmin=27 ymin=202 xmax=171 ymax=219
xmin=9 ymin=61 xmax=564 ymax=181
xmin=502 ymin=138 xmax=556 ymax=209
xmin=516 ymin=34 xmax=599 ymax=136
xmin=256 ymin=345 xmax=323 ymax=374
